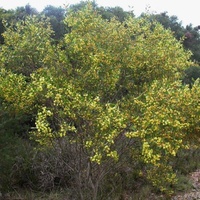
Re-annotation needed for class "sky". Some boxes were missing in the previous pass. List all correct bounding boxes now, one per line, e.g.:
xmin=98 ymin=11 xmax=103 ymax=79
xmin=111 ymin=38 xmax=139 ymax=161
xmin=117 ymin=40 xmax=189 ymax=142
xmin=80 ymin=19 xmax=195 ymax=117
xmin=0 ymin=0 xmax=199 ymax=27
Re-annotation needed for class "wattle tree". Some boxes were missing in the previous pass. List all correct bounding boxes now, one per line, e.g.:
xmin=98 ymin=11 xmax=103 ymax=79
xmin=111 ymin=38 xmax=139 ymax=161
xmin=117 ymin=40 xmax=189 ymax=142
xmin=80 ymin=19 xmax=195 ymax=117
xmin=0 ymin=3 xmax=199 ymax=197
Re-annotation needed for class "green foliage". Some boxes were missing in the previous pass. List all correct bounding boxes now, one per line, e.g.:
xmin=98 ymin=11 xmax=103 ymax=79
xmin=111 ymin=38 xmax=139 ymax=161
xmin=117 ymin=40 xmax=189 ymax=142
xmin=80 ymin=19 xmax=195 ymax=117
xmin=0 ymin=16 xmax=54 ymax=75
xmin=183 ymin=25 xmax=200 ymax=62
xmin=97 ymin=6 xmax=134 ymax=22
xmin=173 ymin=148 xmax=200 ymax=175
xmin=183 ymin=65 xmax=200 ymax=86
xmin=64 ymin=6 xmax=191 ymax=98
xmin=126 ymin=79 xmax=200 ymax=192
xmin=148 ymin=12 xmax=200 ymax=63
xmin=68 ymin=0 xmax=98 ymax=12
xmin=0 ymin=8 xmax=15 ymax=44
xmin=0 ymin=131 xmax=35 ymax=192
xmin=42 ymin=5 xmax=66 ymax=40
xmin=127 ymin=79 xmax=199 ymax=163
xmin=148 ymin=12 xmax=185 ymax=40
xmin=0 ymin=3 xmax=199 ymax=197
xmin=14 ymin=5 xmax=38 ymax=20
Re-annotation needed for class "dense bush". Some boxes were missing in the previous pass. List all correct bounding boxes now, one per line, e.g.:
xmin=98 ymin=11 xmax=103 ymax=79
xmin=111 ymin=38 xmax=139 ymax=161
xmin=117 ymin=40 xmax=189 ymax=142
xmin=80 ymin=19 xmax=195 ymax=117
xmin=0 ymin=3 xmax=199 ymax=199
xmin=183 ymin=65 xmax=200 ymax=86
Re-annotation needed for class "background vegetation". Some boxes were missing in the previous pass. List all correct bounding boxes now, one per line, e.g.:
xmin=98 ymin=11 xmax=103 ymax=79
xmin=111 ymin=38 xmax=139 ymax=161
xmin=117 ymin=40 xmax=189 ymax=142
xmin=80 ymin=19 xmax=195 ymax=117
xmin=0 ymin=1 xmax=200 ymax=199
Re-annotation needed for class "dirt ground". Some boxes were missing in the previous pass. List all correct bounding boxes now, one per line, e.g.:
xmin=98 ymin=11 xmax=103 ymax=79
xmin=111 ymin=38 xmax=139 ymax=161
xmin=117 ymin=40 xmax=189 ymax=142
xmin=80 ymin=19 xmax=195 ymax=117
xmin=171 ymin=169 xmax=200 ymax=200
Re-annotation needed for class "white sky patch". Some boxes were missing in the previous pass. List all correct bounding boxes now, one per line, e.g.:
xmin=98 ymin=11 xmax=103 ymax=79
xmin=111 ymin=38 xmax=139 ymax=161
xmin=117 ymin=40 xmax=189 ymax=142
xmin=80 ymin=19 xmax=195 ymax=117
xmin=0 ymin=0 xmax=199 ymax=26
